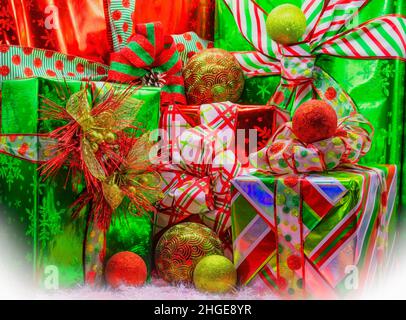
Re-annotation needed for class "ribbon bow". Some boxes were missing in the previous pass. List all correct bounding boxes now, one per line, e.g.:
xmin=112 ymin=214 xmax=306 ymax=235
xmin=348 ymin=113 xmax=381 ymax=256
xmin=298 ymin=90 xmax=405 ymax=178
xmin=108 ymin=22 xmax=187 ymax=106
xmin=250 ymin=113 xmax=373 ymax=173
xmin=156 ymin=103 xmax=242 ymax=256
xmin=101 ymin=134 xmax=163 ymax=213
xmin=223 ymin=0 xmax=406 ymax=116
xmin=41 ymin=84 xmax=162 ymax=285
xmin=40 ymin=86 xmax=142 ymax=186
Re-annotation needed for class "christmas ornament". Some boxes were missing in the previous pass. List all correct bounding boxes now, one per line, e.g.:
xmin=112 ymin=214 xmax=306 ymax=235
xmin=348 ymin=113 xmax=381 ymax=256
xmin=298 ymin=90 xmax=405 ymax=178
xmin=292 ymin=100 xmax=338 ymax=144
xmin=265 ymin=4 xmax=307 ymax=45
xmin=193 ymin=255 xmax=237 ymax=294
xmin=183 ymin=48 xmax=245 ymax=104
xmin=105 ymin=251 xmax=148 ymax=288
xmin=155 ymin=222 xmax=224 ymax=284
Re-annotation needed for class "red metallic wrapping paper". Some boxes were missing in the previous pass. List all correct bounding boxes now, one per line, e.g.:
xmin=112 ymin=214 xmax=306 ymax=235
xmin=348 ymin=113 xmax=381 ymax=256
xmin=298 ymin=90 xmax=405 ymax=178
xmin=133 ymin=0 xmax=214 ymax=40
xmin=0 ymin=0 xmax=214 ymax=65
xmin=0 ymin=0 xmax=110 ymax=63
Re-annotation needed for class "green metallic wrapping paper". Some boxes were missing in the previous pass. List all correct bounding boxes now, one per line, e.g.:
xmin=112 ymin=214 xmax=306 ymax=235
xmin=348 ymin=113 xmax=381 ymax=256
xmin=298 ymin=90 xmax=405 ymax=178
xmin=231 ymin=165 xmax=397 ymax=298
xmin=0 ymin=78 xmax=160 ymax=287
xmin=215 ymin=0 xmax=406 ymax=206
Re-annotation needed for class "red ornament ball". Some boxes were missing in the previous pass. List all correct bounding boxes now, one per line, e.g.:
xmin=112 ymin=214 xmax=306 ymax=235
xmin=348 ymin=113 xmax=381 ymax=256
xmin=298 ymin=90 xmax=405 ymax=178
xmin=105 ymin=251 xmax=147 ymax=288
xmin=292 ymin=100 xmax=338 ymax=144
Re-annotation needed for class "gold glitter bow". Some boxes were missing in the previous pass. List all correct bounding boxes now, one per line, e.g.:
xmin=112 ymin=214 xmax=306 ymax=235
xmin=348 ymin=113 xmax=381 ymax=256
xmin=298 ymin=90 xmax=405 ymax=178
xmin=65 ymin=88 xmax=143 ymax=182
xmin=101 ymin=134 xmax=163 ymax=211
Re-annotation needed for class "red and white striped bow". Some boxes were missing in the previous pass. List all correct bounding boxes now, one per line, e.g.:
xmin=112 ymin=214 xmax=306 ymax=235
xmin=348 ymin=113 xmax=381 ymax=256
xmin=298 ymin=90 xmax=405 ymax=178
xmin=223 ymin=0 xmax=406 ymax=116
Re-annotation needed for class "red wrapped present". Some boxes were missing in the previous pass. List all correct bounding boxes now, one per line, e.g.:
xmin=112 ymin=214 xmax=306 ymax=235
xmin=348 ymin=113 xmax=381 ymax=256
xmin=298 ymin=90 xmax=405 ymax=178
xmin=133 ymin=0 xmax=214 ymax=40
xmin=0 ymin=0 xmax=214 ymax=66
xmin=0 ymin=0 xmax=110 ymax=63
xmin=0 ymin=0 xmax=214 ymax=106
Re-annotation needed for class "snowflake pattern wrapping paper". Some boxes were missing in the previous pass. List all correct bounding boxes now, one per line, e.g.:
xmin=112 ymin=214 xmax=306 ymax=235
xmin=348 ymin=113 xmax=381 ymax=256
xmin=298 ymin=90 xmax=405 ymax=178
xmin=0 ymin=78 xmax=161 ymax=288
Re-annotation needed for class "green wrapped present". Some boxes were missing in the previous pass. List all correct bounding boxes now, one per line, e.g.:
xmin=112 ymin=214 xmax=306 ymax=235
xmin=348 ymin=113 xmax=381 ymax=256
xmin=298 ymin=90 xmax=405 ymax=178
xmin=215 ymin=0 xmax=406 ymax=204
xmin=0 ymin=78 xmax=160 ymax=288
xmin=231 ymin=165 xmax=397 ymax=299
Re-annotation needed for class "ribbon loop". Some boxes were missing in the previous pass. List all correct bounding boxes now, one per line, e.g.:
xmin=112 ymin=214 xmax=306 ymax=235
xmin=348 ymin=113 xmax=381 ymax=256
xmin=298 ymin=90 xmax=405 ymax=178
xmin=250 ymin=113 xmax=373 ymax=174
xmin=108 ymin=22 xmax=186 ymax=105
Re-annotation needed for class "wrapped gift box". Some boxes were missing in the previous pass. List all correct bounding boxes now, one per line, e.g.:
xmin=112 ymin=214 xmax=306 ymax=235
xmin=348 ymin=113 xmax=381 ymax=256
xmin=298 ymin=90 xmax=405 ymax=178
xmin=0 ymin=0 xmax=214 ymax=65
xmin=0 ymin=0 xmax=111 ymax=63
xmin=215 ymin=0 xmax=406 ymax=205
xmin=0 ymin=77 xmax=160 ymax=287
xmin=231 ymin=165 xmax=397 ymax=298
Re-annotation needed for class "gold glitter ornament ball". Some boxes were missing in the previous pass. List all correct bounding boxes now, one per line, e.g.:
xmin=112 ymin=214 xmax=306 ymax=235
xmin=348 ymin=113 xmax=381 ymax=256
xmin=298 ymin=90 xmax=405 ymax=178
xmin=183 ymin=48 xmax=245 ymax=104
xmin=155 ymin=222 xmax=224 ymax=284
xmin=193 ymin=255 xmax=237 ymax=294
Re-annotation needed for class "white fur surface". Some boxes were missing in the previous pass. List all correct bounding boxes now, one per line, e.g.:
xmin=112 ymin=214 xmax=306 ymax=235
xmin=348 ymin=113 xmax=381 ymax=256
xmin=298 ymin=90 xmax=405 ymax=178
xmin=34 ymin=278 xmax=275 ymax=300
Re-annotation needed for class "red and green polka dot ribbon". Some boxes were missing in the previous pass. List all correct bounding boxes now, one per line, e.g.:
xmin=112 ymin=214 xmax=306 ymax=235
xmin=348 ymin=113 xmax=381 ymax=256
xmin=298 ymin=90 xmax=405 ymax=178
xmin=222 ymin=0 xmax=406 ymax=116
xmin=0 ymin=134 xmax=55 ymax=163
xmin=172 ymin=31 xmax=214 ymax=65
xmin=0 ymin=45 xmax=108 ymax=86
xmin=108 ymin=22 xmax=187 ymax=106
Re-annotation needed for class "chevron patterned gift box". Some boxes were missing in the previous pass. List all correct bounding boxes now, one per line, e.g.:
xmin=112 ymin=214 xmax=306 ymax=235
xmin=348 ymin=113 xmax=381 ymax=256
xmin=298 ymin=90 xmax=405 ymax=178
xmin=231 ymin=164 xmax=397 ymax=299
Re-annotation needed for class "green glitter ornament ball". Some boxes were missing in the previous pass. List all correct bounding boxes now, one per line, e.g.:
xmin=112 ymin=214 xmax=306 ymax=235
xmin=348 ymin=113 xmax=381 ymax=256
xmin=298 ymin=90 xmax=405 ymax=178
xmin=266 ymin=4 xmax=307 ymax=45
xmin=193 ymin=255 xmax=237 ymax=294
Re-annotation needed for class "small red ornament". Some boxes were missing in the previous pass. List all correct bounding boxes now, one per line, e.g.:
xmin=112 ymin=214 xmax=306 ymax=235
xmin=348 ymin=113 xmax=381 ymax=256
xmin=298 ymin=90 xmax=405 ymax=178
xmin=105 ymin=251 xmax=147 ymax=288
xmin=292 ymin=100 xmax=338 ymax=144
